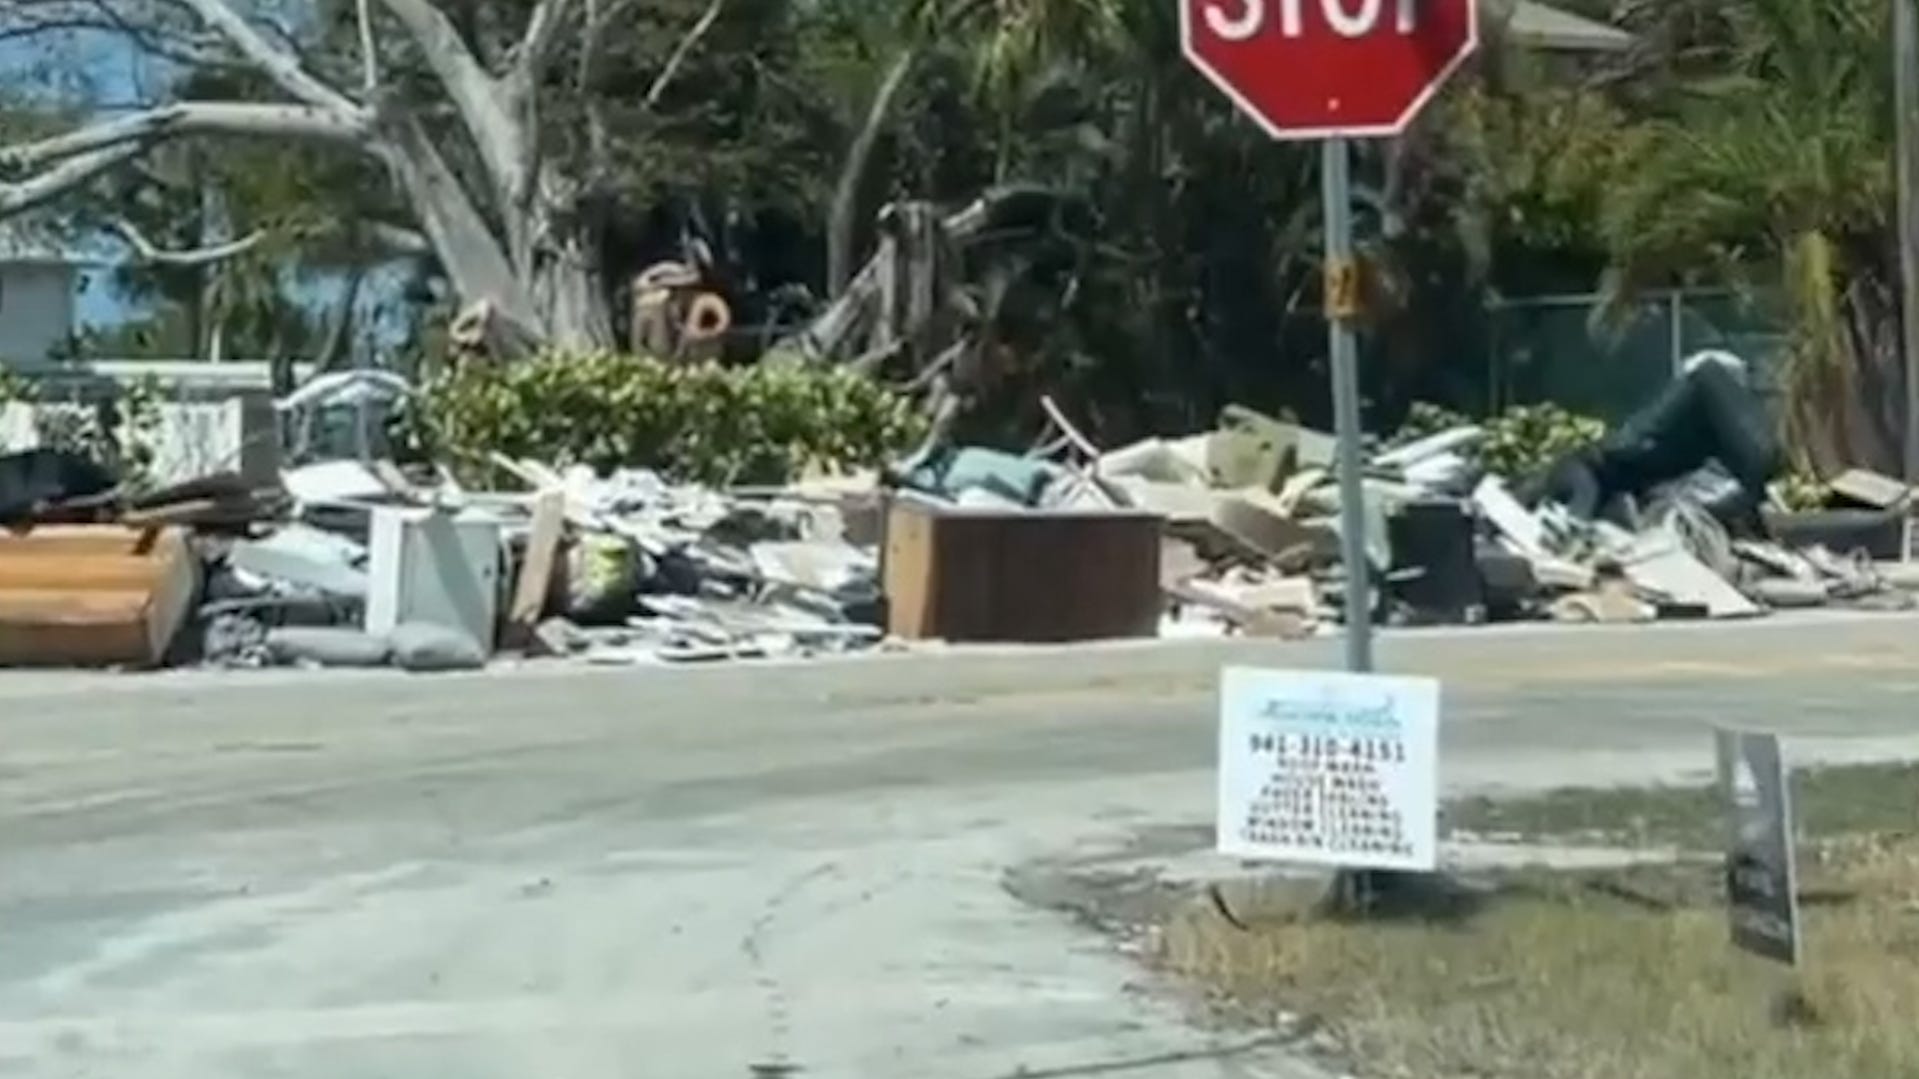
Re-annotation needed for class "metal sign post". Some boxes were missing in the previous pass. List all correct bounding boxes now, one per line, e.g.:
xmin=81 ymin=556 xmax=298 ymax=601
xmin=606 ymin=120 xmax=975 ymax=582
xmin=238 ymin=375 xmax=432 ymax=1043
xmin=1188 ymin=0 xmax=1478 ymax=910
xmin=1321 ymin=136 xmax=1372 ymax=673
xmin=1181 ymin=0 xmax=1476 ymax=672
xmin=1716 ymin=728 xmax=1802 ymax=967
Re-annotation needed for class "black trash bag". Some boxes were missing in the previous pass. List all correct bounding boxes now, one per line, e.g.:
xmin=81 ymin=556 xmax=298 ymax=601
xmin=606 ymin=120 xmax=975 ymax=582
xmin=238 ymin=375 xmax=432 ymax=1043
xmin=1525 ymin=451 xmax=1638 ymax=531
xmin=0 ymin=448 xmax=117 ymax=524
xmin=1531 ymin=354 xmax=1781 ymax=528
xmin=1592 ymin=355 xmax=1782 ymax=500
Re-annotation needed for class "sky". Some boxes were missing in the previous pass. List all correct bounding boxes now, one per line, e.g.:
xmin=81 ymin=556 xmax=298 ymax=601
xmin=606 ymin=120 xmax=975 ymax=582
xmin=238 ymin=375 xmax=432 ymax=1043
xmin=5 ymin=26 xmax=180 ymax=328
xmin=3 ymin=14 xmax=396 ymax=356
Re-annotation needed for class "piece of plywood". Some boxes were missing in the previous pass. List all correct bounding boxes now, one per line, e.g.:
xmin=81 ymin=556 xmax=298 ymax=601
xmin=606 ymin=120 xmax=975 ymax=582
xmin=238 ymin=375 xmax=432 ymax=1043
xmin=505 ymin=489 xmax=565 ymax=650
xmin=1622 ymin=529 xmax=1763 ymax=619
xmin=1829 ymin=469 xmax=1911 ymax=511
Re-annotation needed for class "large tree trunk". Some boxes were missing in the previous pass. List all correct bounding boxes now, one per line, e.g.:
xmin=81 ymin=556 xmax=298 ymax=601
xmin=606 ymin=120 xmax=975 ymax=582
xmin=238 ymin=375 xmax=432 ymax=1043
xmin=531 ymin=217 xmax=615 ymax=350
xmin=382 ymin=115 xmax=550 ymax=345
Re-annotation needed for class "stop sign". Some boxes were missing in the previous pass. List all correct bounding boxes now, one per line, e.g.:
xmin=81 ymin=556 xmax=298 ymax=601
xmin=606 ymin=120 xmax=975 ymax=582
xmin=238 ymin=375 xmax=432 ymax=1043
xmin=1181 ymin=0 xmax=1478 ymax=139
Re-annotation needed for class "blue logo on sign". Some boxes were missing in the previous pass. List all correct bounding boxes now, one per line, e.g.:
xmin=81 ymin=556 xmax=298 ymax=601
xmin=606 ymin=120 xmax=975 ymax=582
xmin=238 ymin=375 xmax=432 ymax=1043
xmin=1256 ymin=694 xmax=1398 ymax=733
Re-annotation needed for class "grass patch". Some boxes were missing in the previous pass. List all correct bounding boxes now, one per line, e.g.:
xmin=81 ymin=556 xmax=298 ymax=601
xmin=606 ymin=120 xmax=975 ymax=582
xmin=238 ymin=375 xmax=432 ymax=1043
xmin=1445 ymin=761 xmax=1919 ymax=850
xmin=1160 ymin=762 xmax=1919 ymax=1079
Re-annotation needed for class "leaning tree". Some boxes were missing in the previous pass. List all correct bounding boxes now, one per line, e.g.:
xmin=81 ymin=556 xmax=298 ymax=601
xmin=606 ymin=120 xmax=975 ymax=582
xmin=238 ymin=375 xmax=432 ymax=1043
xmin=0 ymin=0 xmax=1132 ymax=359
xmin=0 ymin=0 xmax=750 ymax=352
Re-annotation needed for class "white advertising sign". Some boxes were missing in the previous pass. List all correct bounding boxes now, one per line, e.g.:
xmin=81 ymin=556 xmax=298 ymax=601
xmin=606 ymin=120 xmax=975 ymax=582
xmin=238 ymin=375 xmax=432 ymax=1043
xmin=1217 ymin=667 xmax=1440 ymax=871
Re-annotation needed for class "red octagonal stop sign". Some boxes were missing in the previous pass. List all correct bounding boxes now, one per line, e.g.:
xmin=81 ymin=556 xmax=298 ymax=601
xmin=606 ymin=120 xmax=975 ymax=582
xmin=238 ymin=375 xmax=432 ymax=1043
xmin=1182 ymin=0 xmax=1478 ymax=140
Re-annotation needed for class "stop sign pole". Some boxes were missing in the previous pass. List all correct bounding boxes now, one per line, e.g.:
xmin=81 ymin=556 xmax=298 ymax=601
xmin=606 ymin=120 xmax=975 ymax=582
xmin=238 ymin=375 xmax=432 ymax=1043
xmin=1322 ymin=136 xmax=1370 ymax=671
xmin=1183 ymin=0 xmax=1478 ymax=673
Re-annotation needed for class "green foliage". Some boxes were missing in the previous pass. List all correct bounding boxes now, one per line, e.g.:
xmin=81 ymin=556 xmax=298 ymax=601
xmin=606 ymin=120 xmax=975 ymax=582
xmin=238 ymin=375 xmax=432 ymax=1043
xmin=576 ymin=0 xmax=836 ymax=214
xmin=417 ymin=351 xmax=927 ymax=485
xmin=1390 ymin=401 xmax=1475 ymax=445
xmin=1393 ymin=401 xmax=1607 ymax=481
xmin=1595 ymin=0 xmax=1894 ymax=468
xmin=1477 ymin=403 xmax=1608 ymax=480
xmin=1773 ymin=468 xmax=1832 ymax=511
xmin=1436 ymin=80 xmax=1647 ymax=275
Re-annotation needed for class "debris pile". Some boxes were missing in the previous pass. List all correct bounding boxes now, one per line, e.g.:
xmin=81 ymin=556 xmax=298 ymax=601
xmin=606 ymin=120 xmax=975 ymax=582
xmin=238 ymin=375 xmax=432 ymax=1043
xmin=0 ymin=348 xmax=1912 ymax=672
xmin=195 ymin=455 xmax=893 ymax=670
xmin=1080 ymin=351 xmax=1918 ymax=636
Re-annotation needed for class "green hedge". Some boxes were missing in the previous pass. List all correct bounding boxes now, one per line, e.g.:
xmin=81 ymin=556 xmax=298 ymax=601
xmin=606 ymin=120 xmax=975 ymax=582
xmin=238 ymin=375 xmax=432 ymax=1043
xmin=416 ymin=350 xmax=927 ymax=486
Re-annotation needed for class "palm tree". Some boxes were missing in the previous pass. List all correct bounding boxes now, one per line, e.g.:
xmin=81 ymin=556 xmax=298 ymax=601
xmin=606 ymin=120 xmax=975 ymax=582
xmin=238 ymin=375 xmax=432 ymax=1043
xmin=1599 ymin=0 xmax=1895 ymax=472
xmin=821 ymin=0 xmax=1125 ymax=293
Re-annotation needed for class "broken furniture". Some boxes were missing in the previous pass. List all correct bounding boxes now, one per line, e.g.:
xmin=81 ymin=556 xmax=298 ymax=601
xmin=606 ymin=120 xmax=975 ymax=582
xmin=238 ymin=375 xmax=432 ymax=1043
xmin=883 ymin=495 xmax=1162 ymax=642
xmin=365 ymin=506 xmax=504 ymax=657
xmin=0 ymin=525 xmax=196 ymax=667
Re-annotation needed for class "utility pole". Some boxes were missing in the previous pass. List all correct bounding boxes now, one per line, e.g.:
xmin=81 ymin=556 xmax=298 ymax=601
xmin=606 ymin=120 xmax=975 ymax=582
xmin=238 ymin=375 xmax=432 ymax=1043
xmin=1895 ymin=0 xmax=1919 ymax=481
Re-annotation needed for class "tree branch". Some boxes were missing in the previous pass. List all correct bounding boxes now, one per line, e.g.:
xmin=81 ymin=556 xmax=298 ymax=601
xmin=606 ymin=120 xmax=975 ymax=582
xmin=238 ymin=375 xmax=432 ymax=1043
xmin=379 ymin=114 xmax=539 ymax=331
xmin=175 ymin=0 xmax=364 ymax=117
xmin=823 ymin=0 xmax=992 ymax=295
xmin=356 ymin=0 xmax=380 ymax=92
xmin=109 ymin=217 xmax=265 ymax=265
xmin=515 ymin=0 xmax=580 ymax=76
xmin=0 ymin=0 xmax=227 ymax=68
xmin=368 ymin=221 xmax=433 ymax=255
xmin=377 ymin=0 xmax=522 ymax=211
xmin=0 ymin=143 xmax=143 ymax=217
xmin=827 ymin=46 xmax=920 ymax=294
xmin=642 ymin=0 xmax=725 ymax=110
xmin=1 ymin=103 xmax=371 ymax=174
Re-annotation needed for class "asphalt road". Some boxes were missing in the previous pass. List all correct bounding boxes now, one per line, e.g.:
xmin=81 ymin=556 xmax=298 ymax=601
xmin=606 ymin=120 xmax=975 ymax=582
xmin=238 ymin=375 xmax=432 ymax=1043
xmin=6 ymin=614 xmax=1919 ymax=1079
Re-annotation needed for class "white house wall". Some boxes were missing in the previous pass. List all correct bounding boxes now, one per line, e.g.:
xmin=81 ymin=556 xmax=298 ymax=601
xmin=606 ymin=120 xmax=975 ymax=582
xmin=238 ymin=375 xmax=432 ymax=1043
xmin=0 ymin=397 xmax=281 ymax=487
xmin=0 ymin=264 xmax=76 ymax=364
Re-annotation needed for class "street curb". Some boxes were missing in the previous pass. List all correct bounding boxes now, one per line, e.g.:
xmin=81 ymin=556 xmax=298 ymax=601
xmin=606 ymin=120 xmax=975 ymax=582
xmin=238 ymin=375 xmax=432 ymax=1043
xmin=0 ymin=609 xmax=1914 ymax=712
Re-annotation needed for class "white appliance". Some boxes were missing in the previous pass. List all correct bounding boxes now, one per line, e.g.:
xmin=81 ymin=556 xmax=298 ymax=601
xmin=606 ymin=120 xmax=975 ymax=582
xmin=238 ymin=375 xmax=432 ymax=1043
xmin=365 ymin=505 xmax=503 ymax=652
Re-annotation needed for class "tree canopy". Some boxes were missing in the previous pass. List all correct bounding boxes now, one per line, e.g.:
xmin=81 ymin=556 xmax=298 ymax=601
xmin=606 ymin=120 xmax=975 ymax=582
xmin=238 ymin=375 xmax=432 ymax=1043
xmin=0 ymin=0 xmax=1909 ymax=466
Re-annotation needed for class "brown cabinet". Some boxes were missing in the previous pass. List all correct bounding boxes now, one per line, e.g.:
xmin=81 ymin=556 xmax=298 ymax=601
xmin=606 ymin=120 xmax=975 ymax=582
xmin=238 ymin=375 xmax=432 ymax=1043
xmin=883 ymin=496 xmax=1163 ymax=643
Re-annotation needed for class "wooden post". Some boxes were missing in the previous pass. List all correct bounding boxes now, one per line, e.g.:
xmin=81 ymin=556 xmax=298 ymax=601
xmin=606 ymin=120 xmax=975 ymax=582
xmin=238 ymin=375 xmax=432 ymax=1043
xmin=1895 ymin=0 xmax=1919 ymax=481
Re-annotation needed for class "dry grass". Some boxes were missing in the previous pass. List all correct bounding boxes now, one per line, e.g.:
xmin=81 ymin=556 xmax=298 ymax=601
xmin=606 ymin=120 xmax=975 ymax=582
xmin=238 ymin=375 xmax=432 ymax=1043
xmin=1161 ymin=835 xmax=1919 ymax=1079
xmin=1445 ymin=762 xmax=1919 ymax=851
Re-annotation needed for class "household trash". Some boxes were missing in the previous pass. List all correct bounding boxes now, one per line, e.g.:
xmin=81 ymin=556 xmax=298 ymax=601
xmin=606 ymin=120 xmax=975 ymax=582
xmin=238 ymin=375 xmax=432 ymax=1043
xmin=1532 ymin=352 xmax=1782 ymax=532
xmin=1 ymin=345 xmax=1911 ymax=677
xmin=228 ymin=522 xmax=370 ymax=598
xmin=265 ymin=625 xmax=393 ymax=668
xmin=390 ymin=621 xmax=488 ymax=672
xmin=894 ymin=445 xmax=1066 ymax=507
xmin=0 ymin=448 xmax=118 ymax=524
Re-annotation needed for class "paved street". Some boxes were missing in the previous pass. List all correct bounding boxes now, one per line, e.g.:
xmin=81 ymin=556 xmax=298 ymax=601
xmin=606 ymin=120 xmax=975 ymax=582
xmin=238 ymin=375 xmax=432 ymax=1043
xmin=5 ymin=614 xmax=1919 ymax=1078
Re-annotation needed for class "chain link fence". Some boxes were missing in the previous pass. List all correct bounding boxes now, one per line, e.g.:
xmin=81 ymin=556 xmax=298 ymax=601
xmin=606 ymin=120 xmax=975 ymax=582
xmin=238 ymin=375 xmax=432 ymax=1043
xmin=1484 ymin=288 xmax=1790 ymax=424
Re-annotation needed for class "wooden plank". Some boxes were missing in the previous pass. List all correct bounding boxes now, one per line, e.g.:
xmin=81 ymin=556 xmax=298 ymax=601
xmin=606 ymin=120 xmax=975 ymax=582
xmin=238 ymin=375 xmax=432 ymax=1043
xmin=883 ymin=499 xmax=937 ymax=638
xmin=504 ymin=489 xmax=565 ymax=651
